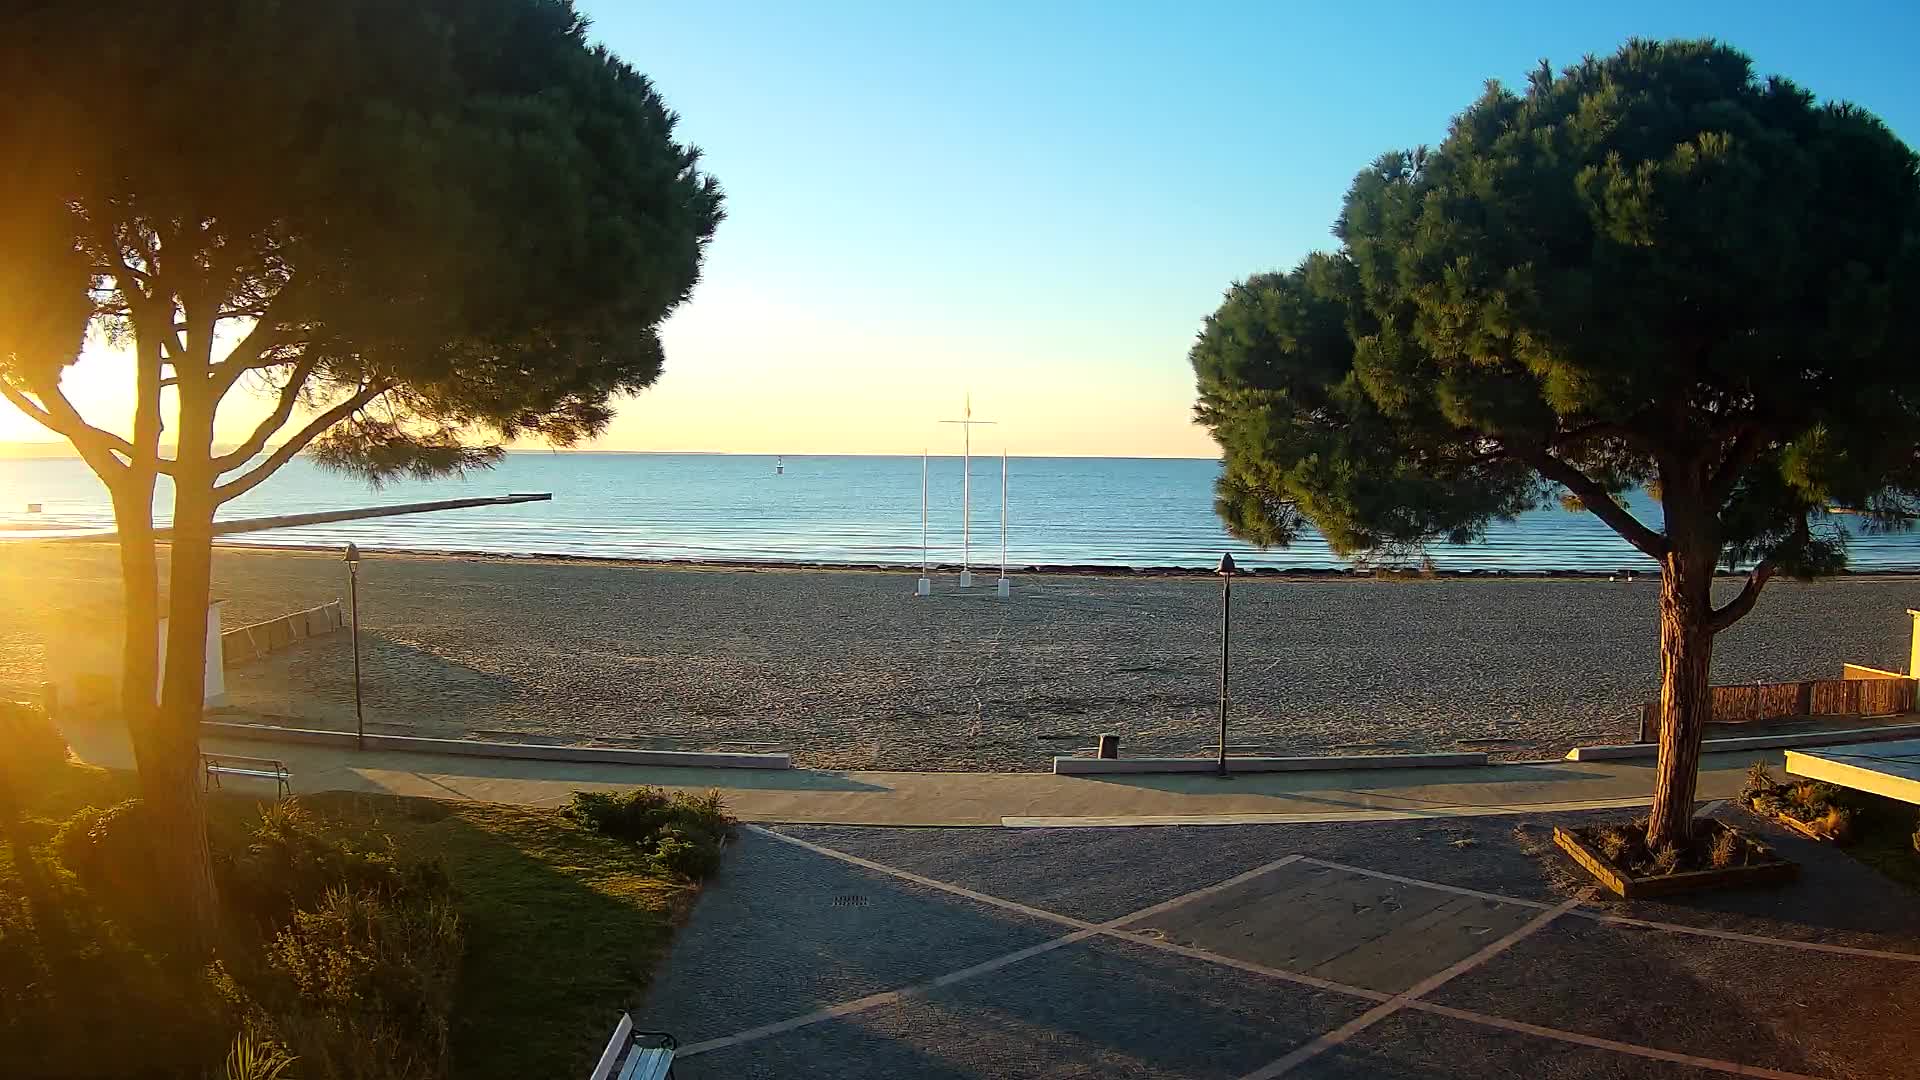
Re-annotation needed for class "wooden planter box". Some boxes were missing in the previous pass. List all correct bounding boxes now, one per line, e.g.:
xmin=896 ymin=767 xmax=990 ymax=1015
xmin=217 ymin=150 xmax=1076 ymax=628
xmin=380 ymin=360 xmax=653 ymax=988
xmin=1742 ymin=798 xmax=1848 ymax=844
xmin=1553 ymin=824 xmax=1800 ymax=899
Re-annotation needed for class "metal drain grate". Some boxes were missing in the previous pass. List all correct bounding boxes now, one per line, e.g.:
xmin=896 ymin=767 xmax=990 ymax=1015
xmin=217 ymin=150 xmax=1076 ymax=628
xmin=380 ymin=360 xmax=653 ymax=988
xmin=831 ymin=894 xmax=871 ymax=908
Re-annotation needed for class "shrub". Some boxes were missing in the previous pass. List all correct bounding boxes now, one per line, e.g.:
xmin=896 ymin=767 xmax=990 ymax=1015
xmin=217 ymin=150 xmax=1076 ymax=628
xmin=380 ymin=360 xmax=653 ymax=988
xmin=1740 ymin=762 xmax=1777 ymax=803
xmin=562 ymin=787 xmax=734 ymax=880
xmin=262 ymin=885 xmax=462 ymax=1080
xmin=0 ymin=700 xmax=67 ymax=806
xmin=649 ymin=825 xmax=722 ymax=879
xmin=2 ymin=828 xmax=233 ymax=1074
xmin=219 ymin=1027 xmax=297 ymax=1080
xmin=1745 ymin=769 xmax=1862 ymax=840
xmin=1813 ymin=805 xmax=1857 ymax=843
xmin=219 ymin=801 xmax=450 ymax=928
xmin=563 ymin=787 xmax=665 ymax=837
xmin=53 ymin=799 xmax=157 ymax=900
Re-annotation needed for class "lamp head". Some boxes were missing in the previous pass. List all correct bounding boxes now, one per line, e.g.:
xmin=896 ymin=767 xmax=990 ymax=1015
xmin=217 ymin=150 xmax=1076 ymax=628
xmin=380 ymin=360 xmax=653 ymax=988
xmin=1216 ymin=552 xmax=1236 ymax=576
xmin=344 ymin=542 xmax=361 ymax=565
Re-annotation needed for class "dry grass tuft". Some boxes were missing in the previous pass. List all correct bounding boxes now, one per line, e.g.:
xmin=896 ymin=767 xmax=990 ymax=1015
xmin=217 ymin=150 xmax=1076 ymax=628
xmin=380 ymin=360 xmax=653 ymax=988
xmin=1650 ymin=843 xmax=1683 ymax=875
xmin=1708 ymin=827 xmax=1743 ymax=869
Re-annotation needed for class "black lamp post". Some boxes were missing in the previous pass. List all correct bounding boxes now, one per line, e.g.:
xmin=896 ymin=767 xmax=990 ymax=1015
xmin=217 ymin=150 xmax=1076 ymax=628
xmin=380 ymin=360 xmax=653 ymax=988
xmin=344 ymin=543 xmax=364 ymax=751
xmin=1216 ymin=551 xmax=1236 ymax=777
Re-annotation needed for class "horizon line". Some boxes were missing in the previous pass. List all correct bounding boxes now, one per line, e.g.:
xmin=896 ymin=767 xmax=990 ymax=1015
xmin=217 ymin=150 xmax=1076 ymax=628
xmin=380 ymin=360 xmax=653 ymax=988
xmin=0 ymin=442 xmax=1221 ymax=463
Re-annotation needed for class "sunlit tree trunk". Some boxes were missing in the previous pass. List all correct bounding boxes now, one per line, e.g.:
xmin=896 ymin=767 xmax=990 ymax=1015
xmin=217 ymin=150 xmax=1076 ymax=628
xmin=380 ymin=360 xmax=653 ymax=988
xmin=1647 ymin=549 xmax=1716 ymax=848
xmin=1646 ymin=468 xmax=1720 ymax=850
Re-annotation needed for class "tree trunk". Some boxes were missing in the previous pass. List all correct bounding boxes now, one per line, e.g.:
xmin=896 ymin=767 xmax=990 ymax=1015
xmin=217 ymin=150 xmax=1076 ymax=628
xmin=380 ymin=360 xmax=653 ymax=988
xmin=151 ymin=380 xmax=222 ymax=947
xmin=1646 ymin=543 xmax=1717 ymax=850
xmin=118 ymin=325 xmax=167 ymax=795
xmin=111 ymin=482 xmax=163 ymax=774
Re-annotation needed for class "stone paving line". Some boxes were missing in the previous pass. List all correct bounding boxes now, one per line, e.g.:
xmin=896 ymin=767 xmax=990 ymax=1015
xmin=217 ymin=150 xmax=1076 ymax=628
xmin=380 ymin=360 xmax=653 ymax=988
xmin=1300 ymin=856 xmax=1920 ymax=965
xmin=1238 ymin=896 xmax=1588 ymax=1079
xmin=682 ymin=824 xmax=1902 ymax=1079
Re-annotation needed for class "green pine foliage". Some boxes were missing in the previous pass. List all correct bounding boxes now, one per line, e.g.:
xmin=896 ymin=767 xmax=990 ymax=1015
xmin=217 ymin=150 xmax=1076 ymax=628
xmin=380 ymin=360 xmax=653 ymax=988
xmin=1193 ymin=39 xmax=1920 ymax=847
xmin=0 ymin=0 xmax=725 ymax=480
xmin=1193 ymin=39 xmax=1920 ymax=574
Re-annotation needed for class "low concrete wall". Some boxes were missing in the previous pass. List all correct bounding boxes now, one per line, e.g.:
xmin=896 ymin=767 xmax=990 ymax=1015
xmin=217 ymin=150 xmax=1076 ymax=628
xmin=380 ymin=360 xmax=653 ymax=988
xmin=201 ymin=720 xmax=792 ymax=770
xmin=1843 ymin=663 xmax=1911 ymax=682
xmin=1052 ymin=752 xmax=1487 ymax=776
xmin=223 ymin=602 xmax=345 ymax=666
xmin=1567 ymin=719 xmax=1920 ymax=761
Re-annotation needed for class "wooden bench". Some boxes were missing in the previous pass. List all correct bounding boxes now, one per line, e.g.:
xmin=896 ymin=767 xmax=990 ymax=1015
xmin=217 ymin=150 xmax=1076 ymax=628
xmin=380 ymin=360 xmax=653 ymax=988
xmin=589 ymin=1013 xmax=675 ymax=1080
xmin=202 ymin=753 xmax=291 ymax=798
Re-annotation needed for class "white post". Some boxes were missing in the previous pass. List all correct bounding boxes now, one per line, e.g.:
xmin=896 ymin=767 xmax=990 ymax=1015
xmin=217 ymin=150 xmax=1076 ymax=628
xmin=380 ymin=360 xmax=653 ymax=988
xmin=997 ymin=448 xmax=1010 ymax=598
xmin=959 ymin=414 xmax=973 ymax=588
xmin=917 ymin=450 xmax=931 ymax=596
xmin=939 ymin=397 xmax=993 ymax=589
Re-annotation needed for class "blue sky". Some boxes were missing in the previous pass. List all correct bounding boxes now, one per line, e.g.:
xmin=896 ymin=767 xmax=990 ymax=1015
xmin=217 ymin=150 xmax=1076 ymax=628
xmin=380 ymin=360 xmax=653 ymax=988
xmin=11 ymin=2 xmax=1917 ymax=457
xmin=573 ymin=1 xmax=1920 ymax=457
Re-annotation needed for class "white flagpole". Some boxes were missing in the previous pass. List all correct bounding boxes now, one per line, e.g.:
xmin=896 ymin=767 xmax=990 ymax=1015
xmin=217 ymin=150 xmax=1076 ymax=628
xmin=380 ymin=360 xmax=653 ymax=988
xmin=917 ymin=450 xmax=930 ymax=596
xmin=998 ymin=448 xmax=1010 ymax=598
xmin=961 ymin=399 xmax=972 ymax=583
xmin=938 ymin=396 xmax=993 ymax=589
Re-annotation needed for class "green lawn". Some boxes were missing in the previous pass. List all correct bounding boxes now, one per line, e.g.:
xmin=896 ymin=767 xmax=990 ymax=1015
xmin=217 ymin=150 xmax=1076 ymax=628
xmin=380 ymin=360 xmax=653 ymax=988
xmin=1843 ymin=791 xmax=1920 ymax=893
xmin=303 ymin=791 xmax=697 ymax=1077
xmin=2 ymin=763 xmax=712 ymax=1079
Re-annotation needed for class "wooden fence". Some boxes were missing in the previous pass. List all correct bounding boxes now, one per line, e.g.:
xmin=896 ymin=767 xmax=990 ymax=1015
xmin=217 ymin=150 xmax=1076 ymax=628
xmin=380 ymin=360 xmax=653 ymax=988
xmin=1636 ymin=670 xmax=1916 ymax=742
xmin=221 ymin=601 xmax=346 ymax=667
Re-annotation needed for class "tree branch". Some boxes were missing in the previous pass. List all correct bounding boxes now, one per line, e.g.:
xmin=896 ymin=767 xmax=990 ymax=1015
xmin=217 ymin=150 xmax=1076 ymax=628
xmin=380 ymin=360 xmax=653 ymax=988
xmin=95 ymin=223 xmax=155 ymax=303
xmin=208 ymin=277 xmax=296 ymax=395
xmin=1523 ymin=448 xmax=1670 ymax=559
xmin=1708 ymin=558 xmax=1776 ymax=634
xmin=0 ymin=377 xmax=144 ymax=468
xmin=1708 ymin=425 xmax=1767 ymax=505
xmin=1550 ymin=420 xmax=1635 ymax=450
xmin=213 ymin=383 xmax=389 ymax=505
xmin=211 ymin=356 xmax=321 ymax=472
xmin=209 ymin=324 xmax=286 ymax=395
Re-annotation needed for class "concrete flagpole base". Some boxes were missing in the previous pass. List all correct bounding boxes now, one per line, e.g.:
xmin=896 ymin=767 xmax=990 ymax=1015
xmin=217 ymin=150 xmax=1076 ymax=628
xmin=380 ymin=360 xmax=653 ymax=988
xmin=915 ymin=577 xmax=931 ymax=597
xmin=996 ymin=576 xmax=1010 ymax=598
xmin=958 ymin=570 xmax=974 ymax=588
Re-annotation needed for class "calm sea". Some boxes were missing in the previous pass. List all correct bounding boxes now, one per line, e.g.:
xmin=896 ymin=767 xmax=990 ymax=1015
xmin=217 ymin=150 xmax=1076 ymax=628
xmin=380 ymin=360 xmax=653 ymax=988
xmin=3 ymin=452 xmax=1918 ymax=572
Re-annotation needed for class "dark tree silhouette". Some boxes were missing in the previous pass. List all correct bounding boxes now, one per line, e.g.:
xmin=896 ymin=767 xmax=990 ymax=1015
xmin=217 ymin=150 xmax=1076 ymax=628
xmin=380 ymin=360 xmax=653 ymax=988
xmin=0 ymin=0 xmax=722 ymax=940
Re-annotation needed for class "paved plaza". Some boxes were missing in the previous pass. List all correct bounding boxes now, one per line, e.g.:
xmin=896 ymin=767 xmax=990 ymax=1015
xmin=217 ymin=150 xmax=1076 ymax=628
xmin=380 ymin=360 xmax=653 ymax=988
xmin=643 ymin=808 xmax=1920 ymax=1079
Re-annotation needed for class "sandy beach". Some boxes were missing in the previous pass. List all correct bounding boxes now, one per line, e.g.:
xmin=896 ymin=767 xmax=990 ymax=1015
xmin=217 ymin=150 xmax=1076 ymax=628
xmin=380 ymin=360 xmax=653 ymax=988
xmin=4 ymin=542 xmax=1917 ymax=770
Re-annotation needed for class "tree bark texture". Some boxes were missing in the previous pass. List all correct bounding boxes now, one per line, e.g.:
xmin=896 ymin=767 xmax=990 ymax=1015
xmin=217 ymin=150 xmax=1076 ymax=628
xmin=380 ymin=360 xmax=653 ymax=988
xmin=1646 ymin=466 xmax=1719 ymax=850
xmin=148 ymin=336 xmax=222 ymax=947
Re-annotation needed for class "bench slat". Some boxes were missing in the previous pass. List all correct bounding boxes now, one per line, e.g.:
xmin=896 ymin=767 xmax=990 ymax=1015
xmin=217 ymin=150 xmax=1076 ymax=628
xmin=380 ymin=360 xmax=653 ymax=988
xmin=617 ymin=1048 xmax=672 ymax=1080
xmin=588 ymin=1014 xmax=635 ymax=1080
xmin=208 ymin=768 xmax=286 ymax=781
xmin=204 ymin=757 xmax=288 ymax=771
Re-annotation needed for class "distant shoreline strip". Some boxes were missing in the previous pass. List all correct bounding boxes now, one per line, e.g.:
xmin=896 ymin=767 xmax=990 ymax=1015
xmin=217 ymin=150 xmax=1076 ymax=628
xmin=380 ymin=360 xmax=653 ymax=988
xmin=11 ymin=533 xmax=1920 ymax=579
